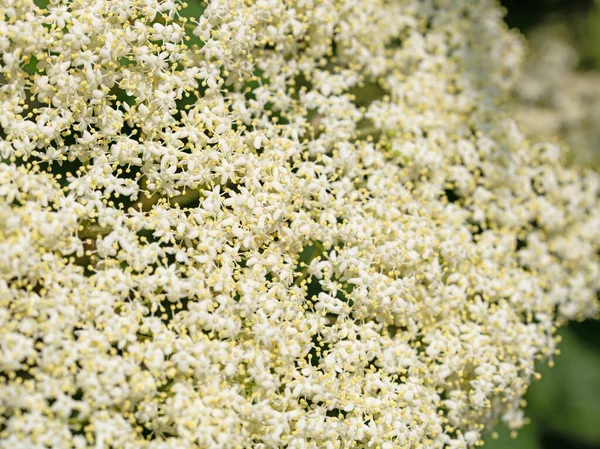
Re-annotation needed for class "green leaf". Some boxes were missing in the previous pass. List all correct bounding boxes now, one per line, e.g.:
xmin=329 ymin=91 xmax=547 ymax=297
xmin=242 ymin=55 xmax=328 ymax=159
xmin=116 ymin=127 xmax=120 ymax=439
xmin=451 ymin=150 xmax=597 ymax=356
xmin=180 ymin=0 xmax=206 ymax=20
xmin=179 ymin=0 xmax=206 ymax=49
xmin=33 ymin=0 xmax=49 ymax=9
xmin=526 ymin=327 xmax=600 ymax=445
xmin=587 ymin=14 xmax=600 ymax=68
xmin=483 ymin=420 xmax=541 ymax=449
xmin=22 ymin=55 xmax=40 ymax=76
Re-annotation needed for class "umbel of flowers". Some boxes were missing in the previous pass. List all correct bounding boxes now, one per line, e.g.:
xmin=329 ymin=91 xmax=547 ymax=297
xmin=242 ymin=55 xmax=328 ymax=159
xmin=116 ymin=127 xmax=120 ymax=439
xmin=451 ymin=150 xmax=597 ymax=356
xmin=0 ymin=0 xmax=598 ymax=448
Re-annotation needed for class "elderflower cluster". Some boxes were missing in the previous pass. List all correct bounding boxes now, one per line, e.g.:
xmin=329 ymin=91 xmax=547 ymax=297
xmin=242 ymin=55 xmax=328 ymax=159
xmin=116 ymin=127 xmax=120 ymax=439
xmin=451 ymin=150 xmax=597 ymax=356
xmin=0 ymin=1 xmax=599 ymax=448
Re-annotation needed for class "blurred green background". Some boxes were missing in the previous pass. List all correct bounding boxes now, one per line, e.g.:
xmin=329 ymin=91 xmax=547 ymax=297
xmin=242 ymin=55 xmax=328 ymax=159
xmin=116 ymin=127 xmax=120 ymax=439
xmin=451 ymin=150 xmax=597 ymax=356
xmin=484 ymin=1 xmax=600 ymax=448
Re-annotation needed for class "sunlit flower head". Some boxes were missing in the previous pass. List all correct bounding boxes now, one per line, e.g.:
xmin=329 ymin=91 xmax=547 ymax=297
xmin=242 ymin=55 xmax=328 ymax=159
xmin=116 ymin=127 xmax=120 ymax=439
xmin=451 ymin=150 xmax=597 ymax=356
xmin=0 ymin=1 xmax=599 ymax=448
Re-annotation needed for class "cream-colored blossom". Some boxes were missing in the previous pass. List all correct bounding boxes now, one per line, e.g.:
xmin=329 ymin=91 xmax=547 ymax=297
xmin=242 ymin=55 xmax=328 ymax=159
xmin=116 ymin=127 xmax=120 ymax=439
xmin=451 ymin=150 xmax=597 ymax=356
xmin=0 ymin=1 xmax=599 ymax=448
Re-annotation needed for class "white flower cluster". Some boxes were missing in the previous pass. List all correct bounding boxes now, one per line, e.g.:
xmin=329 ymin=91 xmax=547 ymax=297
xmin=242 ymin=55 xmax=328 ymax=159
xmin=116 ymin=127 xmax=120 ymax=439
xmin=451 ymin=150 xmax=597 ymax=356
xmin=0 ymin=0 xmax=599 ymax=448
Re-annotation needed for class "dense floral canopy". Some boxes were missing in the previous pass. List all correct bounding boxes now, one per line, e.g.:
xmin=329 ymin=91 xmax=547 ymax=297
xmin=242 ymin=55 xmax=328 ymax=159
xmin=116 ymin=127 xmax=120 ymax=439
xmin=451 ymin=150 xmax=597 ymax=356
xmin=0 ymin=0 xmax=599 ymax=448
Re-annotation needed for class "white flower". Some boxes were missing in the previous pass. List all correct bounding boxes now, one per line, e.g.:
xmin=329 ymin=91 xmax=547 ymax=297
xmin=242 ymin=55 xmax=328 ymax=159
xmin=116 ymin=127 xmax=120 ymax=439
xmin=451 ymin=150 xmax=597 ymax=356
xmin=0 ymin=0 xmax=598 ymax=448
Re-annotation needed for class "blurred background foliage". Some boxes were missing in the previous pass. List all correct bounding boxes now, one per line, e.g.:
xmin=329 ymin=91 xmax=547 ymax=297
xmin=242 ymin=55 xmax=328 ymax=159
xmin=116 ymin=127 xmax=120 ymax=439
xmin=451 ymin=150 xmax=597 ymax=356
xmin=506 ymin=0 xmax=600 ymax=168
xmin=484 ymin=1 xmax=600 ymax=448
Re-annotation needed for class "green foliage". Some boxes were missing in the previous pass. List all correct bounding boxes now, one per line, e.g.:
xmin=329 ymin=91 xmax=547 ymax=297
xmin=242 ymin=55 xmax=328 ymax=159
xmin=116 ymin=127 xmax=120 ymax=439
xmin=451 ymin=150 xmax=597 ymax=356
xmin=484 ymin=420 xmax=541 ymax=449
xmin=528 ymin=328 xmax=600 ymax=445
xmin=484 ymin=326 xmax=600 ymax=448
xmin=584 ymin=1 xmax=600 ymax=69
